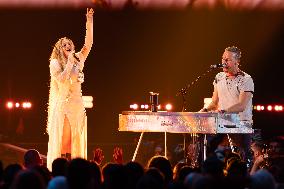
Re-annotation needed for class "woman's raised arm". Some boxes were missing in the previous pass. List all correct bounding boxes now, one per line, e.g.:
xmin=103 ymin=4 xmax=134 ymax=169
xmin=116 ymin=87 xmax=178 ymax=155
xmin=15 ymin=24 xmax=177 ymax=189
xmin=79 ymin=8 xmax=94 ymax=60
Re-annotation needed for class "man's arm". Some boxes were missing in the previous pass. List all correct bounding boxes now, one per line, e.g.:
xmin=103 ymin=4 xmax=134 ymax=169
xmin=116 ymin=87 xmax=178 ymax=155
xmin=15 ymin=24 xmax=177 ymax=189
xmin=200 ymin=86 xmax=219 ymax=112
xmin=226 ymin=91 xmax=252 ymax=113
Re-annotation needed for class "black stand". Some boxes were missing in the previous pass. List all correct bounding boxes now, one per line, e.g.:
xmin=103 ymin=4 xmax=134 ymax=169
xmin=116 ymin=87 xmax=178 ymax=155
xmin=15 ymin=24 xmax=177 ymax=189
xmin=176 ymin=67 xmax=216 ymax=163
xmin=176 ymin=67 xmax=215 ymax=111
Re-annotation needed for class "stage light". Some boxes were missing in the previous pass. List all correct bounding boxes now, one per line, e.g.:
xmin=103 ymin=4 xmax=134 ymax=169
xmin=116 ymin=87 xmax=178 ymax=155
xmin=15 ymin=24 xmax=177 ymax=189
xmin=255 ymin=105 xmax=265 ymax=111
xmin=261 ymin=106 xmax=265 ymax=110
xmin=165 ymin=104 xmax=172 ymax=111
xmin=130 ymin=104 xmax=138 ymax=110
xmin=15 ymin=102 xmax=20 ymax=108
xmin=275 ymin=105 xmax=283 ymax=111
xmin=22 ymin=102 xmax=32 ymax=109
xmin=6 ymin=101 xmax=13 ymax=109
xmin=140 ymin=104 xmax=149 ymax=110
xmin=267 ymin=105 xmax=272 ymax=111
xmin=157 ymin=105 xmax=161 ymax=110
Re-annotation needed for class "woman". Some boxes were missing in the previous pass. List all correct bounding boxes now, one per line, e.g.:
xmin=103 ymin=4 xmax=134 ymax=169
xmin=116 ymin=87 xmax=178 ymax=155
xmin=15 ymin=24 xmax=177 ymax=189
xmin=47 ymin=8 xmax=94 ymax=170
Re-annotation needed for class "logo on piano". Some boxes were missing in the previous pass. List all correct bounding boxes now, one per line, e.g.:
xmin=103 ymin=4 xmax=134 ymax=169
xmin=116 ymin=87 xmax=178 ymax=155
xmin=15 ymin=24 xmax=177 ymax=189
xmin=128 ymin=118 xmax=149 ymax=123
xmin=161 ymin=121 xmax=173 ymax=126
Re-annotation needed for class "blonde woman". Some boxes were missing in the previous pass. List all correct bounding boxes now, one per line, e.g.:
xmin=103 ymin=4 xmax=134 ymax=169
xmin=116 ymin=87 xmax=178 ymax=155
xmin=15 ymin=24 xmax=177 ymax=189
xmin=47 ymin=8 xmax=94 ymax=170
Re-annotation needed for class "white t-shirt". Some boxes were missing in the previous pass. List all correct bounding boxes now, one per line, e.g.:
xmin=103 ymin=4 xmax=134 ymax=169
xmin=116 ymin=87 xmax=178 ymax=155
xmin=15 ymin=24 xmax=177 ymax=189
xmin=213 ymin=71 xmax=254 ymax=123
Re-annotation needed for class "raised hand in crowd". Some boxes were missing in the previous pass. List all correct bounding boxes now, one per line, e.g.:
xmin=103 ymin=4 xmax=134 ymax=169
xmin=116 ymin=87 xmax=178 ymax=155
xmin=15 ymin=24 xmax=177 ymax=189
xmin=93 ymin=148 xmax=104 ymax=165
xmin=113 ymin=147 xmax=123 ymax=164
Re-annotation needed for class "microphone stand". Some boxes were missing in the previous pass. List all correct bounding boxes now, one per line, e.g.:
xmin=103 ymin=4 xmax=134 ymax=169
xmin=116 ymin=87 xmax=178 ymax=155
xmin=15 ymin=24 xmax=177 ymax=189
xmin=176 ymin=67 xmax=216 ymax=112
xmin=176 ymin=66 xmax=216 ymax=163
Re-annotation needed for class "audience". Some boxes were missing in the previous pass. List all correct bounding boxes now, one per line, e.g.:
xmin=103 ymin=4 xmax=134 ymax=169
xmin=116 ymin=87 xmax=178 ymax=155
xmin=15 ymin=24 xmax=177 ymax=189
xmin=0 ymin=138 xmax=283 ymax=189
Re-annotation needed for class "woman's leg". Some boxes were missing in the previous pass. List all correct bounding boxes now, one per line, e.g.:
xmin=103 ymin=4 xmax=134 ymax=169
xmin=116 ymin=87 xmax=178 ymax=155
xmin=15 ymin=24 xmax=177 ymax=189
xmin=61 ymin=115 xmax=71 ymax=155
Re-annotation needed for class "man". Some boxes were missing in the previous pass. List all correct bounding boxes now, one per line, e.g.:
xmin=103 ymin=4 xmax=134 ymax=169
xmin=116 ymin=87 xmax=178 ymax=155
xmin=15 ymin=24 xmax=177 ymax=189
xmin=23 ymin=149 xmax=43 ymax=169
xmin=200 ymin=46 xmax=254 ymax=162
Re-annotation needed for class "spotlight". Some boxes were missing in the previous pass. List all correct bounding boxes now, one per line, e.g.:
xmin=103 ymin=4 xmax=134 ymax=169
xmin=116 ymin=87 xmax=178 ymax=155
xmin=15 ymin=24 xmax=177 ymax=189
xmin=256 ymin=105 xmax=261 ymax=111
xmin=261 ymin=106 xmax=265 ymax=110
xmin=22 ymin=102 xmax=32 ymax=109
xmin=130 ymin=104 xmax=138 ymax=110
xmin=141 ymin=105 xmax=145 ymax=109
xmin=165 ymin=104 xmax=172 ymax=111
xmin=144 ymin=104 xmax=149 ymax=109
xmin=15 ymin=102 xmax=20 ymax=108
xmin=6 ymin=101 xmax=13 ymax=109
xmin=267 ymin=105 xmax=272 ymax=111
xmin=275 ymin=105 xmax=283 ymax=111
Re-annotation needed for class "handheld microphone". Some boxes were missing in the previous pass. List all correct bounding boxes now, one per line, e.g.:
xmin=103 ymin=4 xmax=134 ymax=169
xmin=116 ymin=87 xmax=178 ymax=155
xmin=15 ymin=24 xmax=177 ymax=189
xmin=73 ymin=53 xmax=80 ymax=62
xmin=210 ymin=63 xmax=225 ymax=69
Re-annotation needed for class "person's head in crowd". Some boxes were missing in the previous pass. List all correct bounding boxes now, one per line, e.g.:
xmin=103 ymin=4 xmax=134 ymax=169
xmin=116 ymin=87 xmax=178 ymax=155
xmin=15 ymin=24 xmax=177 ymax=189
xmin=24 ymin=149 xmax=43 ymax=169
xmin=225 ymin=158 xmax=247 ymax=178
xmin=67 ymin=158 xmax=92 ymax=189
xmin=178 ymin=166 xmax=195 ymax=182
xmin=250 ymin=141 xmax=264 ymax=162
xmin=184 ymin=172 xmax=202 ymax=189
xmin=136 ymin=167 xmax=164 ymax=189
xmin=147 ymin=155 xmax=173 ymax=184
xmin=191 ymin=175 xmax=216 ymax=189
xmin=124 ymin=161 xmax=144 ymax=189
xmin=32 ymin=165 xmax=52 ymax=186
xmin=48 ymin=176 xmax=68 ymax=189
xmin=224 ymin=158 xmax=249 ymax=189
xmin=89 ymin=161 xmax=102 ymax=189
xmin=102 ymin=162 xmax=126 ymax=189
xmin=11 ymin=169 xmax=45 ymax=189
xmin=268 ymin=137 xmax=282 ymax=156
xmin=52 ymin=158 xmax=68 ymax=177
xmin=3 ymin=163 xmax=23 ymax=189
xmin=207 ymin=134 xmax=228 ymax=158
xmin=173 ymin=162 xmax=187 ymax=181
xmin=202 ymin=156 xmax=225 ymax=178
xmin=250 ymin=169 xmax=276 ymax=189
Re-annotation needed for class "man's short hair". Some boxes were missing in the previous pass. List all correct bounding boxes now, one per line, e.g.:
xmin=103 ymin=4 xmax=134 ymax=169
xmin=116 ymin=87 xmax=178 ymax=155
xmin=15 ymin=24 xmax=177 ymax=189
xmin=24 ymin=149 xmax=42 ymax=168
xmin=225 ymin=46 xmax=242 ymax=61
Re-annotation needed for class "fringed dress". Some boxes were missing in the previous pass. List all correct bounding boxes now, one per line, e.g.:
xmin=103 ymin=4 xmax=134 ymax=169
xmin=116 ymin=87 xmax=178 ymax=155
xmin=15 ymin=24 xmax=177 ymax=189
xmin=47 ymin=54 xmax=87 ymax=170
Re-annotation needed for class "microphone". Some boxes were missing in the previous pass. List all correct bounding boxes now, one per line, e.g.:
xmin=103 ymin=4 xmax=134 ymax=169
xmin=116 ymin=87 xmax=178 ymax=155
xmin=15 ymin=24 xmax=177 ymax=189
xmin=73 ymin=53 xmax=80 ymax=62
xmin=210 ymin=63 xmax=225 ymax=69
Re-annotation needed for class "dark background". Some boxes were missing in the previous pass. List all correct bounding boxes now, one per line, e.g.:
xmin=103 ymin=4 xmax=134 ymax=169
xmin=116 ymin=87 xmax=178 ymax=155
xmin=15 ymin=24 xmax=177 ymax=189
xmin=0 ymin=7 xmax=284 ymax=160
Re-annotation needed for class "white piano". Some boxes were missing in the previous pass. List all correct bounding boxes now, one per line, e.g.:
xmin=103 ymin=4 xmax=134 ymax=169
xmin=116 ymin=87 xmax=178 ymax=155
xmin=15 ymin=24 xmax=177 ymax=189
xmin=119 ymin=111 xmax=253 ymax=134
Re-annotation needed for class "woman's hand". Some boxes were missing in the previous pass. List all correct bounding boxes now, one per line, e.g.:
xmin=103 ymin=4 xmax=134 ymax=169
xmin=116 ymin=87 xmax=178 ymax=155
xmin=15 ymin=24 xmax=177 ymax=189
xmin=86 ymin=8 xmax=94 ymax=22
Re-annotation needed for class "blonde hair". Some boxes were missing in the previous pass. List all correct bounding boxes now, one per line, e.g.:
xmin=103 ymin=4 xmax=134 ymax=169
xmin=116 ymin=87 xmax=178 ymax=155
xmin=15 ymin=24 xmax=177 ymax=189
xmin=49 ymin=37 xmax=75 ymax=68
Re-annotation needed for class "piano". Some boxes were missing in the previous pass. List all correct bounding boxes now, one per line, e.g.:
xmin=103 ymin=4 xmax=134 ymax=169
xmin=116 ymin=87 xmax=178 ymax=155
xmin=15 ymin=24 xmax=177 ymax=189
xmin=119 ymin=111 xmax=253 ymax=161
xmin=119 ymin=111 xmax=253 ymax=134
